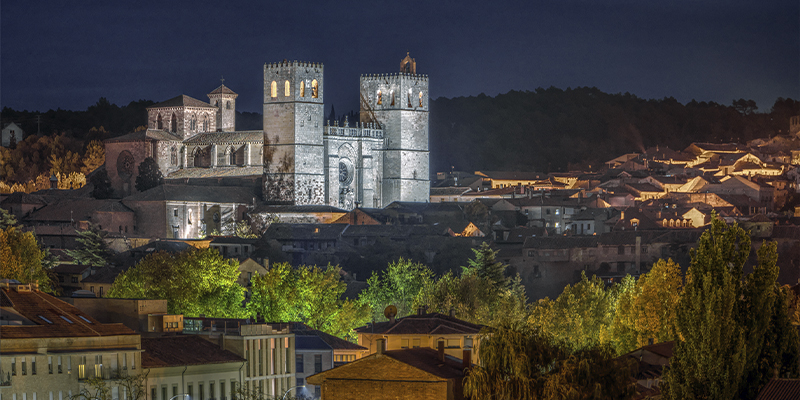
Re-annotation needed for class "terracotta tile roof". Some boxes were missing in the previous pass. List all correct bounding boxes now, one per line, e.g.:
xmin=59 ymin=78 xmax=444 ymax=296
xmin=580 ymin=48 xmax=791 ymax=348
xmin=355 ymin=313 xmax=482 ymax=335
xmin=183 ymin=131 xmax=263 ymax=144
xmin=140 ymin=336 xmax=244 ymax=368
xmin=0 ymin=287 xmax=136 ymax=338
xmin=148 ymin=95 xmax=216 ymax=109
xmin=383 ymin=347 xmax=467 ymax=379
xmin=208 ymin=84 xmax=237 ymax=95
xmin=756 ymin=378 xmax=800 ymax=400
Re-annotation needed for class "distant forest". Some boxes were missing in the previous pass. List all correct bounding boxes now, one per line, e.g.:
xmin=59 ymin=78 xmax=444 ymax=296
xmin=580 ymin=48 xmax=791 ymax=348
xmin=3 ymin=87 xmax=799 ymax=173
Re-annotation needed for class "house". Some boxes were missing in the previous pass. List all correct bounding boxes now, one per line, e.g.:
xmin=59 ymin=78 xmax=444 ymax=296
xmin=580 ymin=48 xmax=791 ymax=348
xmin=618 ymin=341 xmax=674 ymax=399
xmin=141 ymin=336 xmax=245 ymax=400
xmin=306 ymin=341 xmax=470 ymax=400
xmin=64 ymin=297 xmax=169 ymax=333
xmin=291 ymin=323 xmax=366 ymax=399
xmin=210 ymin=237 xmax=258 ymax=259
xmin=0 ymin=281 xmax=141 ymax=400
xmin=52 ymin=264 xmax=92 ymax=296
xmin=1 ymin=122 xmax=24 ymax=147
xmin=354 ymin=311 xmax=482 ymax=364
xmin=182 ymin=318 xmax=296 ymax=399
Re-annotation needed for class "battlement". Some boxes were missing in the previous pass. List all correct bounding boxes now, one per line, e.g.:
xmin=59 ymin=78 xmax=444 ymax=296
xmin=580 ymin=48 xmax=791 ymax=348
xmin=360 ymin=72 xmax=429 ymax=82
xmin=324 ymin=121 xmax=384 ymax=139
xmin=264 ymin=60 xmax=324 ymax=69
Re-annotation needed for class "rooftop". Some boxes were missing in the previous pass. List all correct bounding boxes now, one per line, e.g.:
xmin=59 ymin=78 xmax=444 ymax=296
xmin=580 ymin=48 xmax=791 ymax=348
xmin=141 ymin=335 xmax=244 ymax=368
xmin=355 ymin=312 xmax=482 ymax=335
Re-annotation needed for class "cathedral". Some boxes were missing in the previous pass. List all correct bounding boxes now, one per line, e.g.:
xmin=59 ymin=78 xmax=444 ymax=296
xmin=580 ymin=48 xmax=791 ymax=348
xmin=104 ymin=54 xmax=430 ymax=210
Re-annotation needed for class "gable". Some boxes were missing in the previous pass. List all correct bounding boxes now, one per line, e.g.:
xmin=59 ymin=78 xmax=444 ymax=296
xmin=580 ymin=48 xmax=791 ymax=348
xmin=307 ymin=354 xmax=445 ymax=384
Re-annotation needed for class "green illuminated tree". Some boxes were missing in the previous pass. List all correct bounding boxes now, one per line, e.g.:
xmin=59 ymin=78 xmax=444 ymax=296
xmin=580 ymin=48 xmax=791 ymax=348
xmin=528 ymin=272 xmax=622 ymax=351
xmin=359 ymin=258 xmax=434 ymax=321
xmin=66 ymin=223 xmax=114 ymax=266
xmin=662 ymin=218 xmax=798 ymax=400
xmin=247 ymin=263 xmax=370 ymax=340
xmin=134 ymin=157 xmax=162 ymax=192
xmin=0 ymin=208 xmax=17 ymax=230
xmin=463 ymin=242 xmax=506 ymax=290
xmin=108 ymin=247 xmax=245 ymax=318
xmin=0 ymin=226 xmax=56 ymax=293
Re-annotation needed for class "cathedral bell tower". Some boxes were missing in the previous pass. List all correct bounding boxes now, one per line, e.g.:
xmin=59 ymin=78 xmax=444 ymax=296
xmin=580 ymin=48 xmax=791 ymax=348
xmin=208 ymin=83 xmax=238 ymax=132
xmin=262 ymin=61 xmax=325 ymax=204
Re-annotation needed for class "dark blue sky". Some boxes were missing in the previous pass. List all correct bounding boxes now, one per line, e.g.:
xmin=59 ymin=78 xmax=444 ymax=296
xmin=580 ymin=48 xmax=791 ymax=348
xmin=2 ymin=0 xmax=798 ymax=116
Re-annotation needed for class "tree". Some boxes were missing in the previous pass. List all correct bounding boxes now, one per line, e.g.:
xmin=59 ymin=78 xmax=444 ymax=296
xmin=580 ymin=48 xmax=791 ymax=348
xmin=90 ymin=167 xmax=114 ymax=199
xmin=0 ymin=226 xmax=56 ymax=293
xmin=463 ymin=320 xmax=635 ymax=400
xmin=108 ymin=248 xmax=246 ymax=318
xmin=66 ymin=224 xmax=114 ymax=266
xmin=463 ymin=242 xmax=506 ymax=289
xmin=82 ymin=140 xmax=105 ymax=173
xmin=0 ymin=207 xmax=17 ymax=230
xmin=529 ymin=272 xmax=622 ymax=351
xmin=134 ymin=157 xmax=162 ymax=192
xmin=733 ymin=98 xmax=758 ymax=115
xmin=359 ymin=258 xmax=434 ymax=321
xmin=663 ymin=218 xmax=798 ymax=400
xmin=247 ymin=263 xmax=370 ymax=340
xmin=70 ymin=369 xmax=146 ymax=400
xmin=611 ymin=259 xmax=682 ymax=354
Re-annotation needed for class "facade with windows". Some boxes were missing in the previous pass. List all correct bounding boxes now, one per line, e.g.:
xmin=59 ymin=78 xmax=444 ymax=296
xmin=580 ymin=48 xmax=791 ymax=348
xmin=0 ymin=282 xmax=141 ymax=400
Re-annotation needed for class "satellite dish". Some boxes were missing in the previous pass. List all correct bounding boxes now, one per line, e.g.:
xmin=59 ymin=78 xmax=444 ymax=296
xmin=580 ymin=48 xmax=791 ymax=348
xmin=384 ymin=305 xmax=398 ymax=320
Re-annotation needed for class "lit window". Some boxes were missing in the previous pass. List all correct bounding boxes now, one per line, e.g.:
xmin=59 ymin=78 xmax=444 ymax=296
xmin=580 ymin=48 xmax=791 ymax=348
xmin=377 ymin=90 xmax=382 ymax=105
xmin=271 ymin=81 xmax=277 ymax=98
xmin=300 ymin=81 xmax=305 ymax=97
xmin=77 ymin=315 xmax=92 ymax=324
xmin=312 ymin=79 xmax=318 ymax=98
xmin=39 ymin=315 xmax=53 ymax=324
xmin=419 ymin=92 xmax=424 ymax=107
xmin=59 ymin=316 xmax=73 ymax=324
xmin=285 ymin=80 xmax=291 ymax=97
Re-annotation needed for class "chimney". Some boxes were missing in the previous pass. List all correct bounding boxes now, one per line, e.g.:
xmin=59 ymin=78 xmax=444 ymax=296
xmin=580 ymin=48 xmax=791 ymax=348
xmin=376 ymin=338 xmax=386 ymax=355
xmin=449 ymin=308 xmax=456 ymax=318
xmin=648 ymin=338 xmax=654 ymax=346
xmin=417 ymin=306 xmax=424 ymax=315
xmin=462 ymin=349 xmax=472 ymax=370
xmin=438 ymin=340 xmax=445 ymax=362
xmin=389 ymin=314 xmax=396 ymax=325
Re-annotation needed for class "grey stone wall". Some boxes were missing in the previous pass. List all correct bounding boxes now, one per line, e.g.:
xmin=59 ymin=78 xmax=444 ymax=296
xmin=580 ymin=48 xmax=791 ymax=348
xmin=208 ymin=93 xmax=237 ymax=132
xmin=147 ymin=107 xmax=216 ymax=139
xmin=323 ymin=125 xmax=384 ymax=209
xmin=360 ymin=73 xmax=430 ymax=205
xmin=263 ymin=61 xmax=325 ymax=204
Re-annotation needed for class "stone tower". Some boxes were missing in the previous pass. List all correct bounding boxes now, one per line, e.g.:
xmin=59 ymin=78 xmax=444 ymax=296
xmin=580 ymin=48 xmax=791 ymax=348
xmin=262 ymin=61 xmax=325 ymax=204
xmin=208 ymin=84 xmax=237 ymax=132
xmin=360 ymin=54 xmax=430 ymax=206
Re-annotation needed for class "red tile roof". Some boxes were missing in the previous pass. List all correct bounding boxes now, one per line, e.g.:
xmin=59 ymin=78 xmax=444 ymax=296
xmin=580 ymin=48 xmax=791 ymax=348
xmin=355 ymin=313 xmax=482 ymax=335
xmin=140 ymin=336 xmax=244 ymax=368
xmin=756 ymin=378 xmax=800 ymax=400
xmin=0 ymin=287 xmax=136 ymax=338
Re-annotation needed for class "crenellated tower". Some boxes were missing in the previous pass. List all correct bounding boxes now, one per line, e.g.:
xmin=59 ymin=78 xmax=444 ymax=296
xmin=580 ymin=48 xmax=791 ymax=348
xmin=262 ymin=61 xmax=325 ymax=204
xmin=360 ymin=54 xmax=430 ymax=206
xmin=208 ymin=84 xmax=238 ymax=132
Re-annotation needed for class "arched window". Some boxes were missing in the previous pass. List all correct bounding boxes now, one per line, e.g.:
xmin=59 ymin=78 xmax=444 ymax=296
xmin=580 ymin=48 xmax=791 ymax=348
xmin=202 ymin=115 xmax=209 ymax=132
xmin=226 ymin=101 xmax=231 ymax=110
xmin=170 ymin=147 xmax=178 ymax=166
xmin=300 ymin=81 xmax=305 ymax=97
xmin=419 ymin=92 xmax=424 ymax=107
xmin=228 ymin=147 xmax=236 ymax=166
xmin=390 ymin=91 xmax=395 ymax=106
xmin=180 ymin=146 xmax=185 ymax=168
xmin=285 ymin=80 xmax=290 ymax=97
xmin=157 ymin=114 xmax=163 ymax=130
xmin=190 ymin=114 xmax=197 ymax=131
xmin=407 ymin=89 xmax=412 ymax=107
xmin=311 ymin=79 xmax=318 ymax=98
xmin=377 ymin=90 xmax=382 ymax=105
xmin=170 ymin=113 xmax=177 ymax=132
xmin=271 ymin=81 xmax=277 ymax=98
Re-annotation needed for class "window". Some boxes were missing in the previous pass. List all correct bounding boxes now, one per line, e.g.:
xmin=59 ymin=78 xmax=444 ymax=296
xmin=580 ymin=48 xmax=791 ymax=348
xmin=271 ymin=81 xmax=277 ymax=98
xmin=49 ymin=356 xmax=53 ymax=374
xmin=199 ymin=384 xmax=204 ymax=400
xmin=401 ymin=338 xmax=409 ymax=348
xmin=173 ymin=386 xmax=178 ymax=398
xmin=465 ymin=337 xmax=474 ymax=348
xmin=162 ymin=387 xmax=167 ymax=400
xmin=617 ymin=245 xmax=625 ymax=255
xmin=90 ymin=286 xmax=94 ymax=293
xmin=314 ymin=354 xmax=322 ymax=373
xmin=171 ymin=147 xmax=178 ymax=165
xmin=188 ymin=209 xmax=193 ymax=225
xmin=157 ymin=114 xmax=163 ymax=130
xmin=412 ymin=338 xmax=420 ymax=348
xmin=71 ymin=276 xmax=78 ymax=284
xmin=226 ymin=101 xmax=231 ymax=110
xmin=95 ymin=355 xmax=103 ymax=378
xmin=174 ymin=209 xmax=179 ymax=217
xmin=11 ymin=357 xmax=15 ymax=376
xmin=446 ymin=339 xmax=460 ymax=348
xmin=390 ymin=91 xmax=395 ymax=106
xmin=419 ymin=92 xmax=424 ymax=107
xmin=78 ymin=356 xmax=86 ymax=379
xmin=170 ymin=113 xmax=177 ymax=132
xmin=407 ymin=89 xmax=412 ymax=107
xmin=209 ymin=382 xmax=214 ymax=400
xmin=311 ymin=79 xmax=318 ymax=98
xmin=203 ymin=115 xmax=209 ymax=132
xmin=32 ymin=357 xmax=36 ymax=375
xmin=284 ymin=80 xmax=291 ymax=97
xmin=39 ymin=315 xmax=53 ymax=324
xmin=295 ymin=354 xmax=304 ymax=373
xmin=220 ymin=381 xmax=226 ymax=400
xmin=21 ymin=358 xmax=27 ymax=375
xmin=377 ymin=90 xmax=382 ymax=105
xmin=122 ymin=353 xmax=127 ymax=370
xmin=300 ymin=81 xmax=305 ymax=97
xmin=151 ymin=388 xmax=156 ymax=400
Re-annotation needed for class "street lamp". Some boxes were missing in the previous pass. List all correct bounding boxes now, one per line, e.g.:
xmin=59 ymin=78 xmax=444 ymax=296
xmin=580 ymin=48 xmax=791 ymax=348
xmin=282 ymin=385 xmax=305 ymax=400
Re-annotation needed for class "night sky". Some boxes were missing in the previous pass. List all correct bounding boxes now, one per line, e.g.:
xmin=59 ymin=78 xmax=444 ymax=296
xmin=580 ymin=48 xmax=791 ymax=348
xmin=2 ymin=0 xmax=798 ymax=117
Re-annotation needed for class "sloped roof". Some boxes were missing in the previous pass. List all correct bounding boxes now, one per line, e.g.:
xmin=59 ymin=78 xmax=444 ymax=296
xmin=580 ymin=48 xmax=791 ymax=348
xmin=148 ymin=95 xmax=216 ymax=109
xmin=291 ymin=322 xmax=366 ymax=351
xmin=263 ymin=223 xmax=347 ymax=241
xmin=208 ymin=84 xmax=237 ymax=95
xmin=183 ymin=131 xmax=263 ymax=144
xmin=165 ymin=166 xmax=263 ymax=179
xmin=0 ymin=287 xmax=135 ymax=338
xmin=122 ymin=184 xmax=258 ymax=204
xmin=756 ymin=379 xmax=800 ymax=400
xmin=474 ymin=171 xmax=546 ymax=181
xmin=523 ymin=236 xmax=598 ymax=249
xmin=141 ymin=336 xmax=244 ymax=368
xmin=355 ymin=313 xmax=482 ymax=335
xmin=105 ymin=129 xmax=183 ymax=143
xmin=0 ymin=192 xmax=47 ymax=205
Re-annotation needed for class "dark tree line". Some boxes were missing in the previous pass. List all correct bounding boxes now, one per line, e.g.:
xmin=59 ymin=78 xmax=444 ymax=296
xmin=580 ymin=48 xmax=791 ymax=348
xmin=429 ymin=88 xmax=800 ymax=173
